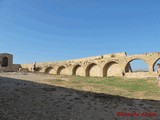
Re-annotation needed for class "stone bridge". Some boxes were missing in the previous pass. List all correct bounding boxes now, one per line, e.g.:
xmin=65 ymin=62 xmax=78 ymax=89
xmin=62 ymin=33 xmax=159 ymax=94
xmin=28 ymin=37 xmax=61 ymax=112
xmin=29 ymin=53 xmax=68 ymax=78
xmin=21 ymin=52 xmax=160 ymax=78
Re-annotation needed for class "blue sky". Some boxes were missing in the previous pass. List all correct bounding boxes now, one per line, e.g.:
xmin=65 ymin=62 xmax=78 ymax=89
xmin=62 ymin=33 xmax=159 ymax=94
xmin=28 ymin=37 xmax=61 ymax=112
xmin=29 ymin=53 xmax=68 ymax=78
xmin=0 ymin=0 xmax=160 ymax=64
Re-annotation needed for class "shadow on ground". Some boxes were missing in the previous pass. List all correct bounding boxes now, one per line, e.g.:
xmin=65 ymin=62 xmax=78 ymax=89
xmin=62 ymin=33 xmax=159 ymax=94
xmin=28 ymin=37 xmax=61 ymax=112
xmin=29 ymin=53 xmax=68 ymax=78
xmin=0 ymin=76 xmax=160 ymax=120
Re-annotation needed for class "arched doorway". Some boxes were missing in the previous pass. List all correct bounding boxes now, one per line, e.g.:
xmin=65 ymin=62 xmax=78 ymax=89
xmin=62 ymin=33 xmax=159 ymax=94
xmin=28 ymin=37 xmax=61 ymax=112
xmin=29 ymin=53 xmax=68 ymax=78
xmin=1 ymin=57 xmax=8 ymax=67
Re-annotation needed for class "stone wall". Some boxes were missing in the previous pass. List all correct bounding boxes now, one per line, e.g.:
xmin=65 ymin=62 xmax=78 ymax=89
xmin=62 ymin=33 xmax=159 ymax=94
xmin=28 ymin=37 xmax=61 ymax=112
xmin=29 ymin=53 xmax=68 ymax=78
xmin=0 ymin=53 xmax=20 ymax=72
xmin=21 ymin=52 xmax=160 ymax=78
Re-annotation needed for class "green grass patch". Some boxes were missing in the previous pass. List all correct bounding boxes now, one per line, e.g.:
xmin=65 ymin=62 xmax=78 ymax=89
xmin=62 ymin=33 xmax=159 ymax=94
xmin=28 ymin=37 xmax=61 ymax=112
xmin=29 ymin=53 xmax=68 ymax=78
xmin=46 ymin=76 xmax=160 ymax=100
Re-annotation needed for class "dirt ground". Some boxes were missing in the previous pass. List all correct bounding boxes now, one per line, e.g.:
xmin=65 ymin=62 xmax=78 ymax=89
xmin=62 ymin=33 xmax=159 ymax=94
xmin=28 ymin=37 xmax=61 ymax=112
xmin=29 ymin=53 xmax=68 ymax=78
xmin=0 ymin=72 xmax=160 ymax=120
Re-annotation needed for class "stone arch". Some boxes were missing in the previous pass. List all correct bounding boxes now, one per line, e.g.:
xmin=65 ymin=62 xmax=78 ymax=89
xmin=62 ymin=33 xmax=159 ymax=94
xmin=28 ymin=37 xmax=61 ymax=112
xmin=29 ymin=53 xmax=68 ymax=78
xmin=72 ymin=64 xmax=81 ymax=75
xmin=103 ymin=61 xmax=122 ymax=77
xmin=152 ymin=58 xmax=160 ymax=72
xmin=57 ymin=66 xmax=66 ymax=75
xmin=85 ymin=63 xmax=101 ymax=77
xmin=33 ymin=67 xmax=42 ymax=72
xmin=44 ymin=67 xmax=53 ymax=74
xmin=125 ymin=58 xmax=149 ymax=73
xmin=1 ymin=57 xmax=8 ymax=67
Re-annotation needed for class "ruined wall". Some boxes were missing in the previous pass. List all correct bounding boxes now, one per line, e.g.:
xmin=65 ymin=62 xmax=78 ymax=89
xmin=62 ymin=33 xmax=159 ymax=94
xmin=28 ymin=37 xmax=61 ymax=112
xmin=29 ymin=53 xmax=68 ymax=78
xmin=0 ymin=53 xmax=21 ymax=72
xmin=21 ymin=52 xmax=160 ymax=78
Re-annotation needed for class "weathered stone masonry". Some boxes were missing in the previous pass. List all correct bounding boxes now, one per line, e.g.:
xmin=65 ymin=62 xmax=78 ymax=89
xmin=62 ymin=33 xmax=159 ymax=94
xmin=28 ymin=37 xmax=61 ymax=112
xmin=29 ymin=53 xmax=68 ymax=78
xmin=0 ymin=53 xmax=20 ymax=72
xmin=21 ymin=52 xmax=160 ymax=78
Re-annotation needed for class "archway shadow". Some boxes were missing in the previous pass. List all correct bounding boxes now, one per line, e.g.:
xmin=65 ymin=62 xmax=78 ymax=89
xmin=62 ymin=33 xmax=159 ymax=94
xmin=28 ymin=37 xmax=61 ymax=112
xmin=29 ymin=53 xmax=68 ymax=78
xmin=0 ymin=75 xmax=160 ymax=120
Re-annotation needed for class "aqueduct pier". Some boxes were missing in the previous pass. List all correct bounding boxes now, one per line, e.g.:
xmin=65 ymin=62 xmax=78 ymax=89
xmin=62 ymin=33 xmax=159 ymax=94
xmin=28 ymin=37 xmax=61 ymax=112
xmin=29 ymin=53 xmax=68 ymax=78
xmin=21 ymin=52 xmax=160 ymax=78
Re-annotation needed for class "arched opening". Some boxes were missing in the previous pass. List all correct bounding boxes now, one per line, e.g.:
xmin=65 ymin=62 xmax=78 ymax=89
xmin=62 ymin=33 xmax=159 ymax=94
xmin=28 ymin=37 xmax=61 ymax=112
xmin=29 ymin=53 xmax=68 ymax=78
xmin=103 ymin=61 xmax=122 ymax=77
xmin=85 ymin=63 xmax=100 ymax=77
xmin=44 ymin=67 xmax=53 ymax=74
xmin=125 ymin=59 xmax=149 ymax=73
xmin=72 ymin=64 xmax=81 ymax=75
xmin=153 ymin=58 xmax=160 ymax=72
xmin=33 ymin=67 xmax=41 ymax=72
xmin=1 ymin=57 xmax=8 ymax=67
xmin=57 ymin=66 xmax=66 ymax=75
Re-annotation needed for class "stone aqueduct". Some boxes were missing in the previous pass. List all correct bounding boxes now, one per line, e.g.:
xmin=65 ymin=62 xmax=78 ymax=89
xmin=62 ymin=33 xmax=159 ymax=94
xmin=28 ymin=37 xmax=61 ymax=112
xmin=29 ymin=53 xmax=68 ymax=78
xmin=21 ymin=52 xmax=160 ymax=77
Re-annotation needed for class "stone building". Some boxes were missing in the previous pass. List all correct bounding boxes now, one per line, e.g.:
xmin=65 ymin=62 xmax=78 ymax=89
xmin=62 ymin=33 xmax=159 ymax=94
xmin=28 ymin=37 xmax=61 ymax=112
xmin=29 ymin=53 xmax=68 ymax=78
xmin=0 ymin=53 xmax=20 ymax=72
